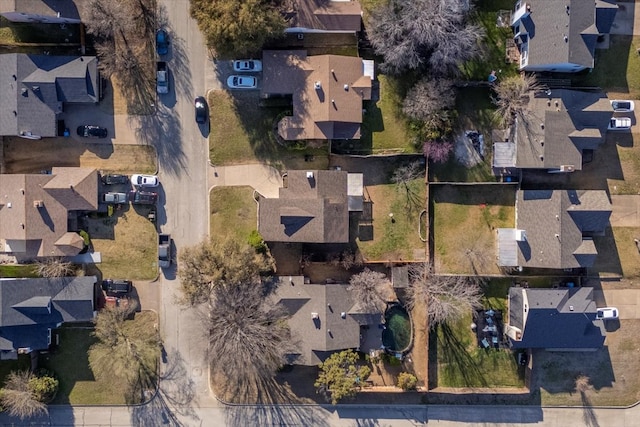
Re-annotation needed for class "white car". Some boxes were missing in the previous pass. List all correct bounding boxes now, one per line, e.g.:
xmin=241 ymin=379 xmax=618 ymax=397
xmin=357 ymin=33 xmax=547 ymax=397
xmin=227 ymin=75 xmax=257 ymax=89
xmin=131 ymin=174 xmax=159 ymax=187
xmin=610 ymin=100 xmax=635 ymax=113
xmin=608 ymin=117 xmax=631 ymax=130
xmin=596 ymin=307 xmax=618 ymax=320
xmin=233 ymin=59 xmax=262 ymax=72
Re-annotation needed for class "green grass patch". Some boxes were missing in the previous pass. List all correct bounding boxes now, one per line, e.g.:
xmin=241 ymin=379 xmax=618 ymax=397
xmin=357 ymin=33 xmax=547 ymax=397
xmin=436 ymin=314 xmax=524 ymax=388
xmin=208 ymin=90 xmax=329 ymax=170
xmin=0 ymin=264 xmax=38 ymax=278
xmin=356 ymin=178 xmax=426 ymax=261
xmin=0 ymin=16 xmax=81 ymax=45
xmin=210 ymin=186 xmax=258 ymax=244
xmin=575 ymin=36 xmax=640 ymax=97
xmin=432 ymin=184 xmax=515 ymax=274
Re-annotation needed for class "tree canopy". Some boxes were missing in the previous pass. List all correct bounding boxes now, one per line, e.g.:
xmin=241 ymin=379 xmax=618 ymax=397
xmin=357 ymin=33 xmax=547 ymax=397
xmin=315 ymin=349 xmax=371 ymax=404
xmin=1 ymin=371 xmax=49 ymax=420
xmin=347 ymin=269 xmax=390 ymax=313
xmin=190 ymin=0 xmax=286 ymax=58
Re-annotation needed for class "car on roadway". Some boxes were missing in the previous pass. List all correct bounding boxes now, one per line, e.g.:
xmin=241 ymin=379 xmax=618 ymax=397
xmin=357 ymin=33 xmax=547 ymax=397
xmin=131 ymin=174 xmax=159 ymax=187
xmin=101 ymin=174 xmax=129 ymax=185
xmin=102 ymin=192 xmax=128 ymax=204
xmin=102 ymin=279 xmax=133 ymax=296
xmin=233 ymin=59 xmax=262 ymax=72
xmin=226 ymin=75 xmax=257 ymax=89
xmin=610 ymin=100 xmax=635 ymax=113
xmin=156 ymin=29 xmax=169 ymax=56
xmin=596 ymin=307 xmax=619 ymax=320
xmin=195 ymin=96 xmax=209 ymax=124
xmin=77 ymin=125 xmax=108 ymax=139
xmin=131 ymin=191 xmax=158 ymax=205
xmin=608 ymin=117 xmax=632 ymax=130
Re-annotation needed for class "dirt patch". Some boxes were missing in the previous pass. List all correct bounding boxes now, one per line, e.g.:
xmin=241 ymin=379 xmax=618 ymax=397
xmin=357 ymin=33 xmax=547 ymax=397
xmin=3 ymin=137 xmax=156 ymax=174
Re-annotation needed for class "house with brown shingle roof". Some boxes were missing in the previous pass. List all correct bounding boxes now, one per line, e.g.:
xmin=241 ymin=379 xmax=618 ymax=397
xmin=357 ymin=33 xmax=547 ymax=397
xmin=284 ymin=0 xmax=362 ymax=34
xmin=0 ymin=167 xmax=98 ymax=259
xmin=258 ymin=170 xmax=363 ymax=243
xmin=262 ymin=50 xmax=374 ymax=141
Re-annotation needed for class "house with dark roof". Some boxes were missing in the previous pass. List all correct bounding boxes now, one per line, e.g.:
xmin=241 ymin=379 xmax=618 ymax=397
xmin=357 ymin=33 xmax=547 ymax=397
xmin=497 ymin=190 xmax=611 ymax=270
xmin=505 ymin=287 xmax=606 ymax=350
xmin=271 ymin=275 xmax=383 ymax=365
xmin=510 ymin=0 xmax=617 ymax=72
xmin=492 ymin=89 xmax=612 ymax=175
xmin=0 ymin=0 xmax=81 ymax=23
xmin=0 ymin=276 xmax=96 ymax=358
xmin=262 ymin=50 xmax=374 ymax=141
xmin=0 ymin=167 xmax=98 ymax=260
xmin=0 ymin=54 xmax=100 ymax=138
xmin=258 ymin=170 xmax=363 ymax=243
xmin=283 ymin=0 xmax=362 ymax=34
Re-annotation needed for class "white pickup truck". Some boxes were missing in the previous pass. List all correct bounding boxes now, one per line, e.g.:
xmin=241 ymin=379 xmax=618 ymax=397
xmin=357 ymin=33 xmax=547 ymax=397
xmin=102 ymin=192 xmax=128 ymax=204
xmin=158 ymin=233 xmax=172 ymax=268
xmin=157 ymin=61 xmax=169 ymax=94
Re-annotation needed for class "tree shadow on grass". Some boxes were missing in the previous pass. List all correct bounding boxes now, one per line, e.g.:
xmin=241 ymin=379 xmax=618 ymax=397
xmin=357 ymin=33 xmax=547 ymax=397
xmin=438 ymin=323 xmax=488 ymax=388
xmin=581 ymin=391 xmax=600 ymax=427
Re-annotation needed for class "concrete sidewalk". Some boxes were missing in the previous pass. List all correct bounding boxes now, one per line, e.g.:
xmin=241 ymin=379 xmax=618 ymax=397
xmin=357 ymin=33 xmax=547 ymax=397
xmin=208 ymin=163 xmax=282 ymax=198
xmin=611 ymin=195 xmax=640 ymax=227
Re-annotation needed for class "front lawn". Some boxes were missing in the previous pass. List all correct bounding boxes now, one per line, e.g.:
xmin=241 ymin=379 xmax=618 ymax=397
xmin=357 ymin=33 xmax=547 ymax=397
xmin=210 ymin=186 xmax=257 ymax=243
xmin=40 ymin=312 xmax=158 ymax=404
xmin=432 ymin=184 xmax=515 ymax=274
xmin=208 ymin=90 xmax=329 ymax=170
xmin=591 ymin=227 xmax=640 ymax=279
xmin=0 ymin=264 xmax=38 ymax=278
xmin=356 ymin=178 xmax=427 ymax=261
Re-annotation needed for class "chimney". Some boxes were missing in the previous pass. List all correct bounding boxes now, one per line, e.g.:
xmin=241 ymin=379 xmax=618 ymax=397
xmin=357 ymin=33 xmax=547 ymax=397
xmin=33 ymin=200 xmax=44 ymax=208
xmin=306 ymin=171 xmax=314 ymax=179
xmin=312 ymin=312 xmax=319 ymax=319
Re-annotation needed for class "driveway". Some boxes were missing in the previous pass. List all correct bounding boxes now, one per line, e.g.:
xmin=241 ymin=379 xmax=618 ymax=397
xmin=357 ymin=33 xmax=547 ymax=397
xmin=611 ymin=2 xmax=640 ymax=36
xmin=593 ymin=288 xmax=640 ymax=319
xmin=611 ymin=195 xmax=640 ymax=227
xmin=208 ymin=163 xmax=282 ymax=198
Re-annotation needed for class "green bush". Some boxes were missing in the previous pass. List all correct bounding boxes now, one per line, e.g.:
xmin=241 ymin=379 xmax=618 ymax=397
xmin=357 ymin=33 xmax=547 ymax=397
xmin=28 ymin=373 xmax=58 ymax=403
xmin=107 ymin=205 xmax=114 ymax=217
xmin=247 ymin=230 xmax=267 ymax=254
xmin=78 ymin=230 xmax=90 ymax=246
xmin=397 ymin=372 xmax=418 ymax=391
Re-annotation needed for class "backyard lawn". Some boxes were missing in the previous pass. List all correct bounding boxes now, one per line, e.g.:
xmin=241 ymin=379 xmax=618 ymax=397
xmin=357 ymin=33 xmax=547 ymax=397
xmin=210 ymin=186 xmax=257 ymax=243
xmin=356 ymin=178 xmax=427 ymax=262
xmin=0 ymin=264 xmax=38 ymax=278
xmin=40 ymin=312 xmax=158 ymax=404
xmin=591 ymin=227 xmax=640 ymax=279
xmin=432 ymin=184 xmax=515 ymax=274
xmin=208 ymin=90 xmax=329 ymax=170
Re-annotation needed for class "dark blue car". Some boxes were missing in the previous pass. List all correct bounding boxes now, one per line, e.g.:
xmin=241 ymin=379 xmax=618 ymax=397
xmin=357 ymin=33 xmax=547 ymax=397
xmin=156 ymin=29 xmax=169 ymax=56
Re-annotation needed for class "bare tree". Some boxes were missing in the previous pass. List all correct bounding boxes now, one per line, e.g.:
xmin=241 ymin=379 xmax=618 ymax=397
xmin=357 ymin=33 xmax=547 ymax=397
xmin=402 ymin=78 xmax=455 ymax=122
xmin=34 ymin=258 xmax=75 ymax=278
xmin=207 ymin=281 xmax=292 ymax=388
xmin=392 ymin=162 xmax=425 ymax=213
xmin=347 ymin=269 xmax=390 ymax=313
xmin=1 ymin=371 xmax=47 ymax=420
xmin=178 ymin=238 xmax=274 ymax=306
xmin=423 ymin=140 xmax=453 ymax=164
xmin=492 ymin=74 xmax=542 ymax=128
xmin=367 ymin=0 xmax=484 ymax=76
xmin=406 ymin=263 xmax=483 ymax=327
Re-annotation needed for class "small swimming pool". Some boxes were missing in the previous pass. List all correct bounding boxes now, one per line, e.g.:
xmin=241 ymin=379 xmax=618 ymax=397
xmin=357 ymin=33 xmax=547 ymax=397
xmin=382 ymin=304 xmax=412 ymax=352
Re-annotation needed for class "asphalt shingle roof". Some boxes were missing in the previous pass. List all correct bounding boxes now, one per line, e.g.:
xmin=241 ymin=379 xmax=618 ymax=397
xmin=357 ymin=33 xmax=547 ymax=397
xmin=286 ymin=0 xmax=362 ymax=32
xmin=0 ymin=0 xmax=81 ymax=21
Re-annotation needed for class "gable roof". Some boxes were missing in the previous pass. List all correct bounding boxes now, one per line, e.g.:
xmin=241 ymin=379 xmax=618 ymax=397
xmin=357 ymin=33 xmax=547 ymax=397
xmin=285 ymin=0 xmax=362 ymax=33
xmin=271 ymin=276 xmax=381 ymax=365
xmin=507 ymin=287 xmax=605 ymax=349
xmin=517 ymin=0 xmax=617 ymax=70
xmin=262 ymin=50 xmax=372 ymax=140
xmin=0 ymin=168 xmax=98 ymax=257
xmin=513 ymin=89 xmax=612 ymax=170
xmin=0 ymin=54 xmax=99 ymax=137
xmin=259 ymin=170 xmax=350 ymax=243
xmin=500 ymin=190 xmax=611 ymax=269
xmin=0 ymin=0 xmax=81 ymax=22
xmin=0 ymin=276 xmax=95 ymax=351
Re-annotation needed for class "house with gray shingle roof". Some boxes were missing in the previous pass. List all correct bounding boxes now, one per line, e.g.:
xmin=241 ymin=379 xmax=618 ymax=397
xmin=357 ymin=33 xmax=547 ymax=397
xmin=492 ymin=89 xmax=612 ymax=175
xmin=271 ymin=275 xmax=383 ymax=365
xmin=505 ymin=287 xmax=606 ymax=350
xmin=0 ymin=167 xmax=98 ymax=260
xmin=510 ymin=0 xmax=617 ymax=72
xmin=497 ymin=190 xmax=611 ymax=270
xmin=0 ymin=0 xmax=81 ymax=23
xmin=284 ymin=0 xmax=362 ymax=34
xmin=258 ymin=170 xmax=363 ymax=243
xmin=0 ymin=54 xmax=99 ymax=138
xmin=0 ymin=276 xmax=96 ymax=358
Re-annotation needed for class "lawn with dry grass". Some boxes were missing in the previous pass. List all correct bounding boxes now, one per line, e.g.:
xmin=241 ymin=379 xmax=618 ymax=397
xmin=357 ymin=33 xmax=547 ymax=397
xmin=210 ymin=186 xmax=257 ymax=243
xmin=85 ymin=207 xmax=158 ymax=280
xmin=356 ymin=178 xmax=427 ymax=262
xmin=2 ymin=137 xmax=156 ymax=174
xmin=432 ymin=184 xmax=515 ymax=274
xmin=591 ymin=227 xmax=640 ymax=279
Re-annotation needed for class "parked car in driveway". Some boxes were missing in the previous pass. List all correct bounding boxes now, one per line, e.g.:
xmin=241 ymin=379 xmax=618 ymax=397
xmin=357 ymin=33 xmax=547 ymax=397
xmin=233 ymin=59 xmax=262 ymax=72
xmin=596 ymin=307 xmax=619 ymax=320
xmin=131 ymin=191 xmax=158 ymax=205
xmin=77 ymin=125 xmax=108 ymax=139
xmin=131 ymin=174 xmax=159 ymax=187
xmin=101 ymin=174 xmax=129 ymax=185
xmin=610 ymin=100 xmax=635 ymax=113
xmin=102 ymin=279 xmax=133 ymax=296
xmin=227 ymin=75 xmax=257 ymax=89
xmin=195 ymin=96 xmax=209 ymax=124
xmin=156 ymin=29 xmax=169 ymax=55
xmin=156 ymin=61 xmax=169 ymax=94
xmin=102 ymin=192 xmax=128 ymax=204
xmin=608 ymin=117 xmax=632 ymax=130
